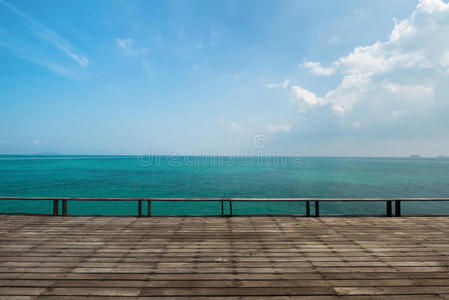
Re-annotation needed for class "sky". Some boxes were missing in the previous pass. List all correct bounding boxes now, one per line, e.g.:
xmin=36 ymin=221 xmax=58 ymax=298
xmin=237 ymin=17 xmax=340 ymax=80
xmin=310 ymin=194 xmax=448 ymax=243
xmin=1 ymin=0 xmax=449 ymax=156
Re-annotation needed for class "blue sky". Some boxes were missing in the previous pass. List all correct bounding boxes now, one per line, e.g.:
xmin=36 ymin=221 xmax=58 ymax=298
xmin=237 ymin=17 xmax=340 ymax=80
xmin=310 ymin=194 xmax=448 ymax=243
xmin=1 ymin=0 xmax=449 ymax=156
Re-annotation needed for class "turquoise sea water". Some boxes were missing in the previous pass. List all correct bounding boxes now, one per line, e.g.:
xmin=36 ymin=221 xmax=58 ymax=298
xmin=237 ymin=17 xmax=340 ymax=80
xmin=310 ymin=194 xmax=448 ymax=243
xmin=1 ymin=155 xmax=449 ymax=216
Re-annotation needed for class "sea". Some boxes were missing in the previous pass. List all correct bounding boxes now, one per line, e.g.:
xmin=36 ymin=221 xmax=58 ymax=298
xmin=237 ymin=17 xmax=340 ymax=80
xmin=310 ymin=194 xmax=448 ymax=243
xmin=1 ymin=155 xmax=449 ymax=216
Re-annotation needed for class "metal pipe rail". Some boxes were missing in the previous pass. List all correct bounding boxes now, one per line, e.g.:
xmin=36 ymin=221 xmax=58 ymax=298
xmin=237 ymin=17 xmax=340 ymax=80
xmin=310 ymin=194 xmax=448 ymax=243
xmin=1 ymin=197 xmax=449 ymax=217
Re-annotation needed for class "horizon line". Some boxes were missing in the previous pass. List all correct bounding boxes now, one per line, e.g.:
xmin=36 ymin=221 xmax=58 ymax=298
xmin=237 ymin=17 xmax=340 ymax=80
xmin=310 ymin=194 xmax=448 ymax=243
xmin=0 ymin=154 xmax=446 ymax=159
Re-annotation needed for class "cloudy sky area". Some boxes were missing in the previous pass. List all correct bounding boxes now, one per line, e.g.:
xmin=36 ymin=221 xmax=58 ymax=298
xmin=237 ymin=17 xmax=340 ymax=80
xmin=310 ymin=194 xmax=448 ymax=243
xmin=1 ymin=0 xmax=449 ymax=156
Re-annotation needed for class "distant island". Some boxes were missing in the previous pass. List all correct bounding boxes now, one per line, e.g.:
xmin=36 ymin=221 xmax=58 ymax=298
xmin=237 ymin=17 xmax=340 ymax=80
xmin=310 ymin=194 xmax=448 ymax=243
xmin=33 ymin=151 xmax=61 ymax=156
xmin=408 ymin=155 xmax=449 ymax=159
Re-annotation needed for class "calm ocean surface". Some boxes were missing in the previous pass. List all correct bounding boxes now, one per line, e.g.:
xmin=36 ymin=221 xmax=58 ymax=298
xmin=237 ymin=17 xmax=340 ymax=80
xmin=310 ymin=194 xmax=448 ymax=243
xmin=1 ymin=155 xmax=449 ymax=216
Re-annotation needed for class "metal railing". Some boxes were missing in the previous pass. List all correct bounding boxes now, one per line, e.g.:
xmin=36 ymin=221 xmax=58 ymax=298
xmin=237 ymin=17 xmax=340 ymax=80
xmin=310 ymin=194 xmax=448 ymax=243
xmin=1 ymin=197 xmax=449 ymax=217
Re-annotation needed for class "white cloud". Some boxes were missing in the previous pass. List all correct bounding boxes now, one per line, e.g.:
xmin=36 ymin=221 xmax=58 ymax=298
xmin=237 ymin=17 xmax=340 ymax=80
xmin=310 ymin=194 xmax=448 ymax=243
xmin=391 ymin=109 xmax=407 ymax=119
xmin=417 ymin=0 xmax=449 ymax=13
xmin=278 ymin=0 xmax=449 ymax=141
xmin=302 ymin=61 xmax=335 ymax=76
xmin=383 ymin=82 xmax=433 ymax=95
xmin=115 ymin=38 xmax=148 ymax=56
xmin=218 ymin=119 xmax=241 ymax=131
xmin=290 ymin=85 xmax=344 ymax=114
xmin=290 ymin=86 xmax=324 ymax=107
xmin=266 ymin=78 xmax=290 ymax=88
xmin=390 ymin=18 xmax=416 ymax=42
xmin=441 ymin=51 xmax=449 ymax=68
xmin=328 ymin=35 xmax=340 ymax=45
xmin=352 ymin=121 xmax=361 ymax=128
xmin=267 ymin=124 xmax=291 ymax=133
xmin=196 ymin=42 xmax=204 ymax=48
xmin=115 ymin=38 xmax=133 ymax=50
xmin=230 ymin=122 xmax=240 ymax=130
xmin=0 ymin=0 xmax=88 ymax=78
xmin=224 ymin=73 xmax=242 ymax=80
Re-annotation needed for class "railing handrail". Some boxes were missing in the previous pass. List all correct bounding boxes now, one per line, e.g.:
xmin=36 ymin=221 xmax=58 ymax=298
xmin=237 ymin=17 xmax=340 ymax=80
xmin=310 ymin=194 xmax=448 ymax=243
xmin=1 ymin=196 xmax=449 ymax=217
xmin=1 ymin=196 xmax=449 ymax=201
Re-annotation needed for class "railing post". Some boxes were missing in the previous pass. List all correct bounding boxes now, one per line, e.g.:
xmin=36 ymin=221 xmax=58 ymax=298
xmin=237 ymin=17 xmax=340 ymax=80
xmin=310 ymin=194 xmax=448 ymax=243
xmin=53 ymin=200 xmax=59 ymax=216
xmin=395 ymin=200 xmax=401 ymax=217
xmin=315 ymin=200 xmax=320 ymax=217
xmin=229 ymin=200 xmax=233 ymax=217
xmin=306 ymin=200 xmax=310 ymax=217
xmin=138 ymin=200 xmax=142 ymax=217
xmin=147 ymin=200 xmax=151 ymax=217
xmin=221 ymin=200 xmax=224 ymax=217
xmin=62 ymin=200 xmax=67 ymax=216
xmin=386 ymin=200 xmax=392 ymax=217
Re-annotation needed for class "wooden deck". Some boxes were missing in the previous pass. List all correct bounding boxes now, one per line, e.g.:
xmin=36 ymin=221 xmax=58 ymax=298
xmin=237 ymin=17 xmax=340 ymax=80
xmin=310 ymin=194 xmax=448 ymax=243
xmin=1 ymin=215 xmax=449 ymax=299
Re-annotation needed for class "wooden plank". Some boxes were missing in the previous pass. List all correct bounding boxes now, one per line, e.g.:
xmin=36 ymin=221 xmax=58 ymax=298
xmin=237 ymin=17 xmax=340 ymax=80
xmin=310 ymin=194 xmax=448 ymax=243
xmin=140 ymin=287 xmax=337 ymax=296
xmin=1 ymin=216 xmax=449 ymax=298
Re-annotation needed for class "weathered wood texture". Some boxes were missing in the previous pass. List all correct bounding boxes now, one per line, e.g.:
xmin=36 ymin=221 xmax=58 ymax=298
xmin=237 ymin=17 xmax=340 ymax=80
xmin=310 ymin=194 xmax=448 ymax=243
xmin=0 ymin=215 xmax=449 ymax=299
